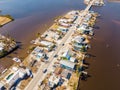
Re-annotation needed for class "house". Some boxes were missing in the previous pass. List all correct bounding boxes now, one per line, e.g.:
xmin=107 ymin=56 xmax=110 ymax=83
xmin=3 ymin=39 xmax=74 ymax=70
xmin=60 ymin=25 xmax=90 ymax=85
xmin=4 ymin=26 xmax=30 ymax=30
xmin=57 ymin=27 xmax=68 ymax=34
xmin=30 ymin=46 xmax=46 ymax=61
xmin=59 ymin=22 xmax=70 ymax=27
xmin=34 ymin=40 xmax=55 ymax=51
xmin=58 ymin=19 xmax=68 ymax=23
xmin=42 ymin=30 xmax=61 ymax=41
xmin=67 ymin=11 xmax=79 ymax=15
xmin=72 ymin=36 xmax=85 ymax=44
xmin=5 ymin=68 xmax=31 ymax=88
xmin=77 ymin=24 xmax=93 ymax=35
xmin=60 ymin=60 xmax=75 ymax=70
xmin=71 ymin=36 xmax=88 ymax=52
xmin=69 ymin=57 xmax=76 ymax=63
xmin=40 ymin=41 xmax=54 ymax=47
xmin=48 ymin=74 xmax=60 ymax=88
xmin=0 ymin=42 xmax=5 ymax=52
xmin=84 ymin=0 xmax=90 ymax=4
xmin=61 ymin=69 xmax=72 ymax=80
xmin=61 ymin=49 xmax=71 ymax=60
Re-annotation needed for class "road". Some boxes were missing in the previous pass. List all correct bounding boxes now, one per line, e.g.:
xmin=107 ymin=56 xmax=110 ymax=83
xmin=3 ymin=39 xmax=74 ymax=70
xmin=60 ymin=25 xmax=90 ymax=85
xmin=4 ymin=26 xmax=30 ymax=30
xmin=24 ymin=0 xmax=96 ymax=90
xmin=24 ymin=17 xmax=77 ymax=90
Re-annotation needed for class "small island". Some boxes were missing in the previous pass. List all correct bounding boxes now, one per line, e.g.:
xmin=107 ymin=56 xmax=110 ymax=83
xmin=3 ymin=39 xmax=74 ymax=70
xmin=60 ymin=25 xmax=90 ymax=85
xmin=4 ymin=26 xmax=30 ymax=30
xmin=0 ymin=34 xmax=18 ymax=58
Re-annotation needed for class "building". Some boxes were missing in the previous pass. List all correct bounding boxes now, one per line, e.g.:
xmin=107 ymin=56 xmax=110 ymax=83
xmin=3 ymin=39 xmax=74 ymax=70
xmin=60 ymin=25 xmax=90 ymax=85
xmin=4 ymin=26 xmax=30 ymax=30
xmin=61 ymin=49 xmax=71 ymax=60
xmin=60 ymin=60 xmax=75 ymax=70
xmin=61 ymin=69 xmax=72 ymax=80
xmin=0 ymin=42 xmax=5 ymax=52
xmin=77 ymin=24 xmax=93 ymax=35
xmin=72 ymin=36 xmax=85 ymax=44
xmin=0 ymin=82 xmax=5 ymax=90
xmin=42 ymin=30 xmax=61 ymax=41
xmin=34 ymin=39 xmax=55 ymax=51
xmin=57 ymin=27 xmax=68 ymax=34
xmin=69 ymin=57 xmax=76 ymax=63
xmin=5 ymin=68 xmax=31 ymax=88
xmin=30 ymin=46 xmax=46 ymax=61
xmin=48 ymin=74 xmax=60 ymax=88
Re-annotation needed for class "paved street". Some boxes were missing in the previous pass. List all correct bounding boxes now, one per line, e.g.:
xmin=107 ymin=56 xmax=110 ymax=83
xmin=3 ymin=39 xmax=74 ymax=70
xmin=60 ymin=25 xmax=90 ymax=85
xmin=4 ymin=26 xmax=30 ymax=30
xmin=25 ymin=0 xmax=96 ymax=89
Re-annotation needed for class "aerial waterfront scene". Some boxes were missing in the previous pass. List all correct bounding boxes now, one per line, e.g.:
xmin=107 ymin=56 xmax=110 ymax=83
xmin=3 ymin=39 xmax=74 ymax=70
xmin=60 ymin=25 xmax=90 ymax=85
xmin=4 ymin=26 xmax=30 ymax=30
xmin=0 ymin=0 xmax=120 ymax=90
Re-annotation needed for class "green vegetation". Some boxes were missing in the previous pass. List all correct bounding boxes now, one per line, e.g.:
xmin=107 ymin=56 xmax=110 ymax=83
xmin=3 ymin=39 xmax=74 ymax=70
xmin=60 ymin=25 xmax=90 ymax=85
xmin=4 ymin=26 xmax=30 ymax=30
xmin=4 ymin=14 xmax=14 ymax=20
xmin=0 ymin=50 xmax=8 ymax=57
xmin=73 ymin=83 xmax=77 ymax=90
xmin=29 ymin=45 xmax=36 ymax=51
xmin=6 ymin=73 xmax=14 ymax=80
xmin=80 ymin=45 xmax=87 ymax=52
xmin=0 ymin=34 xmax=17 ymax=57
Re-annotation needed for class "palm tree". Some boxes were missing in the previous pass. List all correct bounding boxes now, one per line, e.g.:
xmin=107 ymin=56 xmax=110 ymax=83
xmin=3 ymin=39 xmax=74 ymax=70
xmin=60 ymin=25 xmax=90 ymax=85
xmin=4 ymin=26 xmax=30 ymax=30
xmin=36 ymin=32 xmax=41 ymax=38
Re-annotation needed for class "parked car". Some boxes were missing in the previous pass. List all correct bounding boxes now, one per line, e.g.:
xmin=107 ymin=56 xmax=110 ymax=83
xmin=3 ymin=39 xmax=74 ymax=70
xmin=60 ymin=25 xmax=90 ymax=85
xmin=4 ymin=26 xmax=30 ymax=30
xmin=43 ymin=69 xmax=47 ymax=73
xmin=54 ymin=54 xmax=58 ymax=58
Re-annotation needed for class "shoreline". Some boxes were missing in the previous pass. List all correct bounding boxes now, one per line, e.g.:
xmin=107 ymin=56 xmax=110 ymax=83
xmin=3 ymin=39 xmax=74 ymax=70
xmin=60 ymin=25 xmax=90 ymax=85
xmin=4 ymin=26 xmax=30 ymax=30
xmin=0 ymin=0 xmax=103 ymax=88
xmin=0 ymin=10 xmax=71 ymax=72
xmin=0 ymin=8 xmax=98 ymax=89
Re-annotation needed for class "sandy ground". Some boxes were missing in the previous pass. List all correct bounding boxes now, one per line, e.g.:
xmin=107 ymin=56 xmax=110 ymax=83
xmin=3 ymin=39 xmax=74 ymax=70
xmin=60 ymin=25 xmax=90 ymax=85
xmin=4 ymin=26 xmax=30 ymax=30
xmin=0 ymin=16 xmax=12 ymax=26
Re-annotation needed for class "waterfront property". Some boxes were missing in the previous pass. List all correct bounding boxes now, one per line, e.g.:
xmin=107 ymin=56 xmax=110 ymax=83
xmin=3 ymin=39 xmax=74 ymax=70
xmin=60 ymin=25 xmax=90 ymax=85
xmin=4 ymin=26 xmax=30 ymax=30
xmin=0 ymin=8 xmax=99 ymax=90
xmin=60 ymin=60 xmax=76 ymax=70
xmin=57 ymin=26 xmax=69 ymax=34
xmin=3 ymin=67 xmax=31 ymax=89
xmin=29 ymin=46 xmax=46 ymax=61
xmin=41 ymin=30 xmax=62 ymax=42
xmin=84 ymin=0 xmax=104 ymax=6
xmin=48 ymin=74 xmax=61 ymax=88
xmin=61 ymin=69 xmax=72 ymax=80
xmin=61 ymin=49 xmax=71 ymax=60
xmin=34 ymin=39 xmax=55 ymax=51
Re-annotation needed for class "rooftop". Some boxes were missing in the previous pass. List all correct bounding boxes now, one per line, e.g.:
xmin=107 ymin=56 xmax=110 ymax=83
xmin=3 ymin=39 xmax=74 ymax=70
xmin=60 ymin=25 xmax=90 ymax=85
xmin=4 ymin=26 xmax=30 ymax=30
xmin=60 ymin=60 xmax=75 ymax=69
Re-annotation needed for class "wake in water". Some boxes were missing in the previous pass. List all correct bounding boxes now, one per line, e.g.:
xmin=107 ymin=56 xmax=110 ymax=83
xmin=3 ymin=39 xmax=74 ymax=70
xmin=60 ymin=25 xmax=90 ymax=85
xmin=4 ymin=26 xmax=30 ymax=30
xmin=112 ymin=20 xmax=120 ymax=25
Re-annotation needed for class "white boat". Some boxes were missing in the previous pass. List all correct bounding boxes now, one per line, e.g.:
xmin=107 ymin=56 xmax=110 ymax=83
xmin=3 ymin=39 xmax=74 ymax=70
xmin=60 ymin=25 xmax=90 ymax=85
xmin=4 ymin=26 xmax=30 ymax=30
xmin=12 ymin=57 xmax=21 ymax=62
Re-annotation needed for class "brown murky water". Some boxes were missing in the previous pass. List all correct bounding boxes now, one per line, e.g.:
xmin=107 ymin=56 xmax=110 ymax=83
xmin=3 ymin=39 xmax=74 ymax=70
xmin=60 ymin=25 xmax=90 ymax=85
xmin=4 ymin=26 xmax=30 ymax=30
xmin=80 ymin=2 xmax=120 ymax=90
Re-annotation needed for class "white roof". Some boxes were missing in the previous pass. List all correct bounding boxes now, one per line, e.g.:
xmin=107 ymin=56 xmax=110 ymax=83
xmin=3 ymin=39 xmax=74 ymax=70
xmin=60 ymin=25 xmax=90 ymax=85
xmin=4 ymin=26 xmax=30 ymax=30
xmin=58 ymin=26 xmax=67 ymax=30
xmin=70 ymin=57 xmax=76 ymax=62
xmin=44 ymin=30 xmax=60 ymax=40
xmin=62 ymin=49 xmax=70 ymax=57
xmin=49 ymin=74 xmax=60 ymax=87
xmin=60 ymin=22 xmax=70 ymax=27
xmin=40 ymin=41 xmax=53 ymax=46
xmin=68 ymin=11 xmax=78 ymax=15
xmin=60 ymin=60 xmax=75 ymax=69
xmin=73 ymin=36 xmax=84 ymax=43
xmin=59 ymin=19 xmax=67 ymax=23
xmin=6 ymin=69 xmax=26 ymax=86
xmin=6 ymin=70 xmax=20 ymax=85
xmin=0 ymin=82 xmax=4 ymax=88
xmin=0 ymin=47 xmax=3 ymax=51
xmin=37 ymin=53 xmax=44 ymax=57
